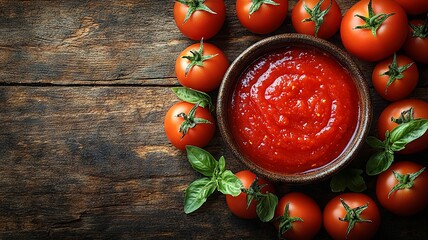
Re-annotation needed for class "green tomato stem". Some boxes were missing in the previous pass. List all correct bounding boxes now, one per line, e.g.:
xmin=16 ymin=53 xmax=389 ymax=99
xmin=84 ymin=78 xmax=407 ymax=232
xmin=339 ymin=198 xmax=373 ymax=239
xmin=176 ymin=0 xmax=217 ymax=23
xmin=353 ymin=0 xmax=395 ymax=37
xmin=388 ymin=167 xmax=426 ymax=198
xmin=182 ymin=39 xmax=218 ymax=76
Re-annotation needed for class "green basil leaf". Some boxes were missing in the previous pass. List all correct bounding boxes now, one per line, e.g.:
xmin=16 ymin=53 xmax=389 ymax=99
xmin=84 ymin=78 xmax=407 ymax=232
xmin=366 ymin=136 xmax=385 ymax=149
xmin=256 ymin=192 xmax=278 ymax=222
xmin=217 ymin=170 xmax=243 ymax=196
xmin=390 ymin=119 xmax=428 ymax=151
xmin=218 ymin=156 xmax=226 ymax=173
xmin=184 ymin=177 xmax=216 ymax=214
xmin=331 ymin=168 xmax=366 ymax=193
xmin=186 ymin=146 xmax=217 ymax=177
xmin=366 ymin=150 xmax=394 ymax=176
xmin=172 ymin=87 xmax=214 ymax=112
xmin=330 ymin=172 xmax=348 ymax=192
xmin=348 ymin=168 xmax=367 ymax=192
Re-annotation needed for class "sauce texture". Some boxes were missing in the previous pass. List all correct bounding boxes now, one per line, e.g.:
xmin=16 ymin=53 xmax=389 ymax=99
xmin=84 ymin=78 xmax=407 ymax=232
xmin=229 ymin=46 xmax=359 ymax=174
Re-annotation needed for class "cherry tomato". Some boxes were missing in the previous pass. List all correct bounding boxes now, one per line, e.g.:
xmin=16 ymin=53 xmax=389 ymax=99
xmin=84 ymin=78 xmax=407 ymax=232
xmin=377 ymin=99 xmax=428 ymax=154
xmin=340 ymin=0 xmax=408 ymax=62
xmin=323 ymin=193 xmax=381 ymax=240
xmin=226 ymin=170 xmax=276 ymax=219
xmin=403 ymin=19 xmax=428 ymax=64
xmin=175 ymin=41 xmax=229 ymax=92
xmin=392 ymin=0 xmax=428 ymax=15
xmin=173 ymin=0 xmax=226 ymax=40
xmin=164 ymin=101 xmax=215 ymax=150
xmin=371 ymin=54 xmax=418 ymax=101
xmin=291 ymin=0 xmax=342 ymax=39
xmin=274 ymin=192 xmax=322 ymax=240
xmin=236 ymin=0 xmax=289 ymax=34
xmin=376 ymin=161 xmax=428 ymax=216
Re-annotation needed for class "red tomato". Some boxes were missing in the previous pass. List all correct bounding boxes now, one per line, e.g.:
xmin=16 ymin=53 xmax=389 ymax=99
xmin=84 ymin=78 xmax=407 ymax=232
xmin=164 ymin=102 xmax=215 ymax=150
xmin=236 ymin=0 xmax=289 ymax=34
xmin=274 ymin=192 xmax=322 ymax=240
xmin=403 ymin=19 xmax=428 ymax=64
xmin=291 ymin=0 xmax=342 ymax=39
xmin=226 ymin=170 xmax=276 ymax=219
xmin=376 ymin=161 xmax=428 ymax=216
xmin=371 ymin=54 xmax=418 ymax=101
xmin=392 ymin=0 xmax=428 ymax=15
xmin=173 ymin=0 xmax=226 ymax=40
xmin=340 ymin=0 xmax=408 ymax=62
xmin=377 ymin=99 xmax=428 ymax=154
xmin=323 ymin=193 xmax=381 ymax=240
xmin=175 ymin=41 xmax=229 ymax=92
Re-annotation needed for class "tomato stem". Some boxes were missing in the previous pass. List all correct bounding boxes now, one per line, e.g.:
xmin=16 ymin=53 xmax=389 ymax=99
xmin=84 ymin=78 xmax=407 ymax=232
xmin=176 ymin=103 xmax=212 ymax=138
xmin=182 ymin=39 xmax=218 ymax=76
xmin=241 ymin=176 xmax=267 ymax=208
xmin=353 ymin=0 xmax=395 ymax=37
xmin=388 ymin=167 xmax=426 ymax=198
xmin=302 ymin=0 xmax=332 ymax=37
xmin=391 ymin=107 xmax=414 ymax=124
xmin=275 ymin=202 xmax=304 ymax=239
xmin=410 ymin=14 xmax=428 ymax=39
xmin=176 ymin=0 xmax=217 ymax=23
xmin=338 ymin=198 xmax=373 ymax=239
xmin=241 ymin=176 xmax=278 ymax=222
xmin=380 ymin=53 xmax=414 ymax=95
xmin=249 ymin=0 xmax=279 ymax=15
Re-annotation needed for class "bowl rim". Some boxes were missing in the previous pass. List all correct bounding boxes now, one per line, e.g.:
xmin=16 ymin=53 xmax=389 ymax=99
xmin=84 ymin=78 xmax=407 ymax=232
xmin=216 ymin=33 xmax=372 ymax=184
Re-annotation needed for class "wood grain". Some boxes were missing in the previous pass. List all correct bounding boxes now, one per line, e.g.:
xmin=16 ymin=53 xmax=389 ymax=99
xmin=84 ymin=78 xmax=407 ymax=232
xmin=0 ymin=0 xmax=427 ymax=239
xmin=0 ymin=0 xmax=426 ymax=86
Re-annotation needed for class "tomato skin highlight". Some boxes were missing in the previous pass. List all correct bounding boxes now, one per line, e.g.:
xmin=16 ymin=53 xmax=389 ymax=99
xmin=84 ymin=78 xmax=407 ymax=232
xmin=164 ymin=102 xmax=215 ymax=150
xmin=323 ymin=193 xmax=381 ymax=240
xmin=340 ymin=0 xmax=408 ymax=62
xmin=175 ymin=42 xmax=229 ymax=92
xmin=377 ymin=99 xmax=428 ymax=154
xmin=173 ymin=0 xmax=226 ymax=40
xmin=376 ymin=161 xmax=428 ymax=216
xmin=403 ymin=19 xmax=428 ymax=64
xmin=236 ymin=0 xmax=289 ymax=34
xmin=371 ymin=54 xmax=418 ymax=102
xmin=226 ymin=170 xmax=276 ymax=219
xmin=274 ymin=192 xmax=322 ymax=240
xmin=291 ymin=0 xmax=342 ymax=39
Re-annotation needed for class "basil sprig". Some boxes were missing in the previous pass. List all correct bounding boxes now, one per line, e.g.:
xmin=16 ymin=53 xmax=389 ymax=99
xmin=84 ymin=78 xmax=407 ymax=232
xmin=330 ymin=168 xmax=367 ymax=193
xmin=172 ymin=87 xmax=214 ymax=112
xmin=366 ymin=118 xmax=428 ymax=176
xmin=184 ymin=146 xmax=243 ymax=214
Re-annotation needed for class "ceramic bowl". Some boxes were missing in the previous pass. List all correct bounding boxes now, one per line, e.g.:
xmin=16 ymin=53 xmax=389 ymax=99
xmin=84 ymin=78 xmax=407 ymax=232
xmin=216 ymin=33 xmax=372 ymax=184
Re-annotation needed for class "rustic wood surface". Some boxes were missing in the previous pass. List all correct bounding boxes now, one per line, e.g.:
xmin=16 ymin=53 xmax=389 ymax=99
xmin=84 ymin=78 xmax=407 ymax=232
xmin=0 ymin=0 xmax=427 ymax=239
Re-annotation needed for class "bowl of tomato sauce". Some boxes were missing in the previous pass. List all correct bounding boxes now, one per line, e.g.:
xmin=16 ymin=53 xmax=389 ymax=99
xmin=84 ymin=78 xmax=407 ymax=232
xmin=217 ymin=33 xmax=372 ymax=184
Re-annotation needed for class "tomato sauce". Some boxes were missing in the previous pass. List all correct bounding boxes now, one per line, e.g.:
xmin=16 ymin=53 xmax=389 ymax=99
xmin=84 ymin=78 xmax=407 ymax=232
xmin=229 ymin=46 xmax=359 ymax=174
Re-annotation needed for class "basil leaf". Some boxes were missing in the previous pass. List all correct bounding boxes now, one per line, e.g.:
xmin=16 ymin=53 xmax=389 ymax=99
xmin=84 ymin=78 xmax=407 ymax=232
xmin=348 ymin=169 xmax=367 ymax=192
xmin=218 ymin=156 xmax=226 ymax=173
xmin=256 ymin=192 xmax=278 ymax=222
xmin=330 ymin=173 xmax=348 ymax=192
xmin=184 ymin=177 xmax=216 ymax=214
xmin=390 ymin=119 xmax=428 ymax=151
xmin=366 ymin=136 xmax=385 ymax=149
xmin=366 ymin=150 xmax=394 ymax=176
xmin=186 ymin=146 xmax=217 ymax=177
xmin=330 ymin=168 xmax=366 ymax=193
xmin=172 ymin=87 xmax=214 ymax=112
xmin=217 ymin=170 xmax=243 ymax=196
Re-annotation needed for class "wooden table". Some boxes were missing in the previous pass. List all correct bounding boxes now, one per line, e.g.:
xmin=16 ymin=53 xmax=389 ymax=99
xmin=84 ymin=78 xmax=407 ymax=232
xmin=1 ymin=0 xmax=427 ymax=239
